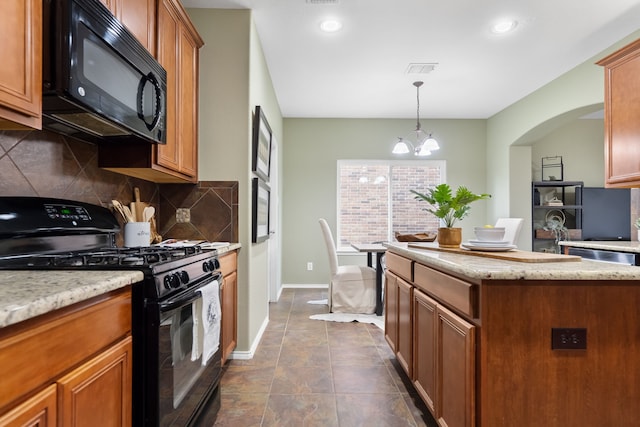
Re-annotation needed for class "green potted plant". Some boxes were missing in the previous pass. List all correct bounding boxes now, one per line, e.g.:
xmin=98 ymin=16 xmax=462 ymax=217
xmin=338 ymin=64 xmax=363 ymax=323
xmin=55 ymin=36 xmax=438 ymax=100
xmin=411 ymin=183 xmax=491 ymax=248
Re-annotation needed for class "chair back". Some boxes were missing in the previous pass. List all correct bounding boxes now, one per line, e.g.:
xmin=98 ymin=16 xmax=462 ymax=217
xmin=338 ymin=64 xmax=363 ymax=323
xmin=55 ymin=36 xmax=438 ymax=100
xmin=495 ymin=218 xmax=524 ymax=246
xmin=319 ymin=218 xmax=339 ymax=275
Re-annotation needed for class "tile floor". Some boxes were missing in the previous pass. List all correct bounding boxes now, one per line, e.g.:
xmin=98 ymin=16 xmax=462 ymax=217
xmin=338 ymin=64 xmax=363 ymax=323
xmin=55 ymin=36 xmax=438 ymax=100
xmin=214 ymin=288 xmax=438 ymax=426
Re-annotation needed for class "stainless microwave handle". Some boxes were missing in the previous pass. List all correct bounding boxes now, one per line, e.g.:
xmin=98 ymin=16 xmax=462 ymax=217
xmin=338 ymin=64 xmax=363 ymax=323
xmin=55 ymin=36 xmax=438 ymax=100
xmin=158 ymin=276 xmax=220 ymax=313
xmin=137 ymin=72 xmax=162 ymax=131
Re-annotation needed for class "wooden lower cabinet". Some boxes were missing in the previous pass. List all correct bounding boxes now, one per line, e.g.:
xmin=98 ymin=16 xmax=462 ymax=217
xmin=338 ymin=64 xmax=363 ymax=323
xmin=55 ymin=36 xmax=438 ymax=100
xmin=384 ymin=270 xmax=398 ymax=353
xmin=0 ymin=385 xmax=56 ymax=427
xmin=57 ymin=336 xmax=132 ymax=427
xmin=0 ymin=288 xmax=132 ymax=426
xmin=388 ymin=254 xmax=476 ymax=427
xmin=436 ymin=304 xmax=475 ymax=427
xmin=396 ymin=277 xmax=413 ymax=377
xmin=219 ymin=251 xmax=238 ymax=365
xmin=413 ymin=289 xmax=437 ymax=414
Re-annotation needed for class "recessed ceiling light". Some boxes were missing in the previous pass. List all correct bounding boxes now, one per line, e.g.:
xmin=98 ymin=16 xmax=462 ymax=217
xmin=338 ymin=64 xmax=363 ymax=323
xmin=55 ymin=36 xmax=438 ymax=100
xmin=491 ymin=19 xmax=518 ymax=34
xmin=320 ymin=19 xmax=342 ymax=33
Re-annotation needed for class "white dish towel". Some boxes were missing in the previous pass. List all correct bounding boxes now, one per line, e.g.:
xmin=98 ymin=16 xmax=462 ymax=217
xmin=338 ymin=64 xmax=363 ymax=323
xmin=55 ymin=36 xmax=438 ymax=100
xmin=191 ymin=279 xmax=221 ymax=366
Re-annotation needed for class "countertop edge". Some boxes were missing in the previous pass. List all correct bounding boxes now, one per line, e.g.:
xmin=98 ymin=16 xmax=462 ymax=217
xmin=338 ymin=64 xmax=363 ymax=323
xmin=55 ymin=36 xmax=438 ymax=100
xmin=384 ymin=242 xmax=640 ymax=281
xmin=0 ymin=270 xmax=144 ymax=329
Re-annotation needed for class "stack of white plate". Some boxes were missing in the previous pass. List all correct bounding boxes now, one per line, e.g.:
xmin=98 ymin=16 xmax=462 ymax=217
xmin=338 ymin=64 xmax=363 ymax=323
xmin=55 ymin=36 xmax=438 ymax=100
xmin=461 ymin=240 xmax=517 ymax=252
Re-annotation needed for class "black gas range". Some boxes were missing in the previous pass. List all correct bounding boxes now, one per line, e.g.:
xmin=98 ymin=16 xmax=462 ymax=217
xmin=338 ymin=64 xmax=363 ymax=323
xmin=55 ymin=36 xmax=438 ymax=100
xmin=0 ymin=197 xmax=222 ymax=426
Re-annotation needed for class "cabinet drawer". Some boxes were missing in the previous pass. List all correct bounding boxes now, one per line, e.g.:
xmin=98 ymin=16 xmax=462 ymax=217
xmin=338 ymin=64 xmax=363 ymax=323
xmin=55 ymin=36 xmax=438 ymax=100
xmin=414 ymin=263 xmax=476 ymax=318
xmin=219 ymin=251 xmax=237 ymax=277
xmin=386 ymin=252 xmax=412 ymax=282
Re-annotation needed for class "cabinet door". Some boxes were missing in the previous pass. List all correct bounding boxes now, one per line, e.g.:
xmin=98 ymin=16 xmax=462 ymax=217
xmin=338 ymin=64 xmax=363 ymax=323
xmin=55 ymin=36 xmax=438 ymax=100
xmin=0 ymin=384 xmax=56 ymax=427
xmin=396 ymin=277 xmax=413 ymax=378
xmin=436 ymin=305 xmax=475 ymax=427
xmin=413 ymin=288 xmax=437 ymax=414
xmin=598 ymin=38 xmax=640 ymax=187
xmin=119 ymin=0 xmax=156 ymax=53
xmin=156 ymin=0 xmax=201 ymax=180
xmin=384 ymin=270 xmax=398 ymax=353
xmin=57 ymin=336 xmax=133 ymax=427
xmin=99 ymin=0 xmax=155 ymax=52
xmin=221 ymin=271 xmax=237 ymax=365
xmin=0 ymin=0 xmax=41 ymax=129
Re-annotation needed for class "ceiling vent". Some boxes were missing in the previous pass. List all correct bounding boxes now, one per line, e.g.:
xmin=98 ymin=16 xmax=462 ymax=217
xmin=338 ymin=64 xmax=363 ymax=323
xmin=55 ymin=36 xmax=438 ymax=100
xmin=406 ymin=63 xmax=438 ymax=74
xmin=306 ymin=0 xmax=340 ymax=4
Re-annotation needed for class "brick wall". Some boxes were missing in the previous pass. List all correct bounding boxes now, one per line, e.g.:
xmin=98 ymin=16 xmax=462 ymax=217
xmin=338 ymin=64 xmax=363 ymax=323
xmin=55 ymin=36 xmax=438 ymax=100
xmin=339 ymin=163 xmax=442 ymax=245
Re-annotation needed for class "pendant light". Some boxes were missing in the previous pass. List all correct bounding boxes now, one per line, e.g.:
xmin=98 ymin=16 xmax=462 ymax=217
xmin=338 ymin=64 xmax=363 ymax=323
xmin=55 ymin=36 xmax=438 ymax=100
xmin=392 ymin=81 xmax=439 ymax=156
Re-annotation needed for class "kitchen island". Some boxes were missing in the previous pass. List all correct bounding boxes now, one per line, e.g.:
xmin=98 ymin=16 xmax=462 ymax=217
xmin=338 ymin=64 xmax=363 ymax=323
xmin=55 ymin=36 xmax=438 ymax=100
xmin=383 ymin=242 xmax=640 ymax=427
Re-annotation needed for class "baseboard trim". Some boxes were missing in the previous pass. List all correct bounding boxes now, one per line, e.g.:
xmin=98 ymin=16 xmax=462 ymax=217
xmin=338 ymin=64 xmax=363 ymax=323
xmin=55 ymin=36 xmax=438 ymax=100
xmin=282 ymin=283 xmax=328 ymax=289
xmin=228 ymin=315 xmax=270 ymax=360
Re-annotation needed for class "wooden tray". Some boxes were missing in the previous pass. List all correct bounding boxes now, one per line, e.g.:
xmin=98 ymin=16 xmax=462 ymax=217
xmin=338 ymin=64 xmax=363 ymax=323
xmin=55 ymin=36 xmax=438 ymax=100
xmin=395 ymin=232 xmax=437 ymax=242
xmin=407 ymin=242 xmax=581 ymax=263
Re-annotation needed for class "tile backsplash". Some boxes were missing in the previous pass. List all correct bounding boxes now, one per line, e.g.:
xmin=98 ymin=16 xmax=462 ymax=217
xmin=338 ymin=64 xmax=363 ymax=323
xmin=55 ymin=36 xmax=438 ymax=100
xmin=0 ymin=130 xmax=238 ymax=244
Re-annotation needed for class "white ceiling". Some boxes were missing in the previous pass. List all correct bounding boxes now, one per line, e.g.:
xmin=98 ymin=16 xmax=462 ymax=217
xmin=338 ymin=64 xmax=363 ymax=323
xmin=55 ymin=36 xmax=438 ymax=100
xmin=182 ymin=0 xmax=640 ymax=119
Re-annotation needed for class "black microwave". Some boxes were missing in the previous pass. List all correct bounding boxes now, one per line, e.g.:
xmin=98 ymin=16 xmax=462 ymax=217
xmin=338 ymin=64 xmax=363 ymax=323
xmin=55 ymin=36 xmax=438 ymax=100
xmin=42 ymin=0 xmax=166 ymax=145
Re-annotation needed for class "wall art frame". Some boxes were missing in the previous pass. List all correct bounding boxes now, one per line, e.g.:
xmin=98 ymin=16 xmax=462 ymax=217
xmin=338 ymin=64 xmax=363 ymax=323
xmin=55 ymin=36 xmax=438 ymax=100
xmin=252 ymin=106 xmax=272 ymax=182
xmin=252 ymin=177 xmax=270 ymax=243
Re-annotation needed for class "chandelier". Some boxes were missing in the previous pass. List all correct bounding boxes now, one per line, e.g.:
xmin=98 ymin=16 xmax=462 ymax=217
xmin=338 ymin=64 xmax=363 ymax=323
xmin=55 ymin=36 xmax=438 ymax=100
xmin=392 ymin=81 xmax=439 ymax=156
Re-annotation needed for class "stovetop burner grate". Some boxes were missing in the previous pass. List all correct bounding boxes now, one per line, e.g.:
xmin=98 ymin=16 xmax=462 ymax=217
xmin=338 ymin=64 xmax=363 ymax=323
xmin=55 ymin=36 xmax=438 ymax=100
xmin=0 ymin=245 xmax=205 ymax=268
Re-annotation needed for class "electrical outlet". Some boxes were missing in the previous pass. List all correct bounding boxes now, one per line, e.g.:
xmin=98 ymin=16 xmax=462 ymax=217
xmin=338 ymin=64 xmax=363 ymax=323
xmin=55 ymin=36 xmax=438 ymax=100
xmin=307 ymin=262 xmax=313 ymax=271
xmin=551 ymin=328 xmax=587 ymax=350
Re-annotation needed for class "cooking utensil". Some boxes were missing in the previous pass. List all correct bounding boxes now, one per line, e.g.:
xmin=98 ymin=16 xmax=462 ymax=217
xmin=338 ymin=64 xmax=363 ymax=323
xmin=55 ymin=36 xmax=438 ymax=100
xmin=111 ymin=200 xmax=134 ymax=223
xmin=134 ymin=187 xmax=148 ymax=222
xmin=143 ymin=206 xmax=155 ymax=222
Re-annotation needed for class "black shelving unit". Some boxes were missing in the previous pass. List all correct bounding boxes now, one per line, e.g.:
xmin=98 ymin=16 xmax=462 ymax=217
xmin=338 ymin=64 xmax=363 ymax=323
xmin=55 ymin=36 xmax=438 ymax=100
xmin=531 ymin=181 xmax=583 ymax=253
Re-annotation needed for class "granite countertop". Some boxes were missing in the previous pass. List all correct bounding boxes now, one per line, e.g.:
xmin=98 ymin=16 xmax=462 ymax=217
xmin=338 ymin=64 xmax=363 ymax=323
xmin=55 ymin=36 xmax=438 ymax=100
xmin=384 ymin=242 xmax=640 ymax=281
xmin=215 ymin=242 xmax=242 ymax=255
xmin=558 ymin=240 xmax=640 ymax=253
xmin=0 ymin=270 xmax=144 ymax=329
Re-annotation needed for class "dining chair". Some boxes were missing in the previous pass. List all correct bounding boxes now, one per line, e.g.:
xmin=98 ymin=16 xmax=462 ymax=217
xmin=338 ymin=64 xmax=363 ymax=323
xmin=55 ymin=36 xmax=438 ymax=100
xmin=495 ymin=218 xmax=524 ymax=247
xmin=318 ymin=218 xmax=376 ymax=314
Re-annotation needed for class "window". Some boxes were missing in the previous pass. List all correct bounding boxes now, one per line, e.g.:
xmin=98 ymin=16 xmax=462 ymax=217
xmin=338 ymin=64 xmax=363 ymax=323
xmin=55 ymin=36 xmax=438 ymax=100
xmin=337 ymin=160 xmax=446 ymax=249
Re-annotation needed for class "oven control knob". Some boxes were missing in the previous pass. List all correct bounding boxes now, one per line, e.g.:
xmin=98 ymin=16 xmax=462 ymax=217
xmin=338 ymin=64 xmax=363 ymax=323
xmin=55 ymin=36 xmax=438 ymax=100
xmin=203 ymin=259 xmax=217 ymax=272
xmin=212 ymin=258 xmax=220 ymax=271
xmin=164 ymin=274 xmax=181 ymax=289
xmin=179 ymin=270 xmax=189 ymax=284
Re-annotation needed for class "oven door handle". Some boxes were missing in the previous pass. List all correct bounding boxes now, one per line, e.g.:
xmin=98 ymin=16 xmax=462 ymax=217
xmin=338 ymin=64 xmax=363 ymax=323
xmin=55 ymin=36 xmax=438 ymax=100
xmin=158 ymin=276 xmax=220 ymax=312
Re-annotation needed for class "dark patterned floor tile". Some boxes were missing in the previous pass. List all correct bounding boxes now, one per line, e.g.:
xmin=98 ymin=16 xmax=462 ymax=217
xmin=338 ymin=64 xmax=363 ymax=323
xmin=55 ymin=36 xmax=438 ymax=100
xmin=262 ymin=394 xmax=338 ymax=427
xmin=332 ymin=365 xmax=399 ymax=394
xmin=213 ymin=393 xmax=268 ymax=426
xmin=335 ymin=393 xmax=417 ymax=427
xmin=278 ymin=343 xmax=331 ymax=367
xmin=270 ymin=366 xmax=334 ymax=394
xmin=220 ymin=366 xmax=275 ymax=394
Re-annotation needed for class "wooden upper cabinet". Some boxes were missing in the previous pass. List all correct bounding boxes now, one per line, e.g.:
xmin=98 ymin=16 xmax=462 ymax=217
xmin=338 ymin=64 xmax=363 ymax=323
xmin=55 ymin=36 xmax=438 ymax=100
xmin=100 ymin=0 xmax=156 ymax=53
xmin=0 ymin=0 xmax=42 ymax=130
xmin=98 ymin=0 xmax=203 ymax=183
xmin=597 ymin=38 xmax=640 ymax=188
xmin=156 ymin=0 xmax=202 ymax=180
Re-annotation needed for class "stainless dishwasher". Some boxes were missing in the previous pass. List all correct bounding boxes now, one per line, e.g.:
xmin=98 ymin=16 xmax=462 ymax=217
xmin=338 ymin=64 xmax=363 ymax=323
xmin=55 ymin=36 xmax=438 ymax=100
xmin=566 ymin=246 xmax=640 ymax=266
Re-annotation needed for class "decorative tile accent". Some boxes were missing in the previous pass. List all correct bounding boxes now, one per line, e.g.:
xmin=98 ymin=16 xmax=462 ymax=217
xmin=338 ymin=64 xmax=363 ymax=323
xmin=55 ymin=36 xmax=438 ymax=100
xmin=176 ymin=208 xmax=191 ymax=223
xmin=160 ymin=181 xmax=238 ymax=242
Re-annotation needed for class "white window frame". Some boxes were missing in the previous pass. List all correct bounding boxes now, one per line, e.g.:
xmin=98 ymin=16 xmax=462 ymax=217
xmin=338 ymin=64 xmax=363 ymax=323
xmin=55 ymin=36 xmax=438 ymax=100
xmin=336 ymin=159 xmax=446 ymax=251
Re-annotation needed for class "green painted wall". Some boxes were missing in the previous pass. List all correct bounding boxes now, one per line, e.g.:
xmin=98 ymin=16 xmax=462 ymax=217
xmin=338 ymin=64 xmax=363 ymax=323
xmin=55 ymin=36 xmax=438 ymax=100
xmin=188 ymin=8 xmax=282 ymax=354
xmin=282 ymin=118 xmax=487 ymax=284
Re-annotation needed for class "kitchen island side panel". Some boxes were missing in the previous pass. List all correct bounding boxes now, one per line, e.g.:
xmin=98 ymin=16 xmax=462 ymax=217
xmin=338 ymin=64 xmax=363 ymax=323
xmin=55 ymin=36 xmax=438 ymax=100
xmin=479 ymin=280 xmax=640 ymax=427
